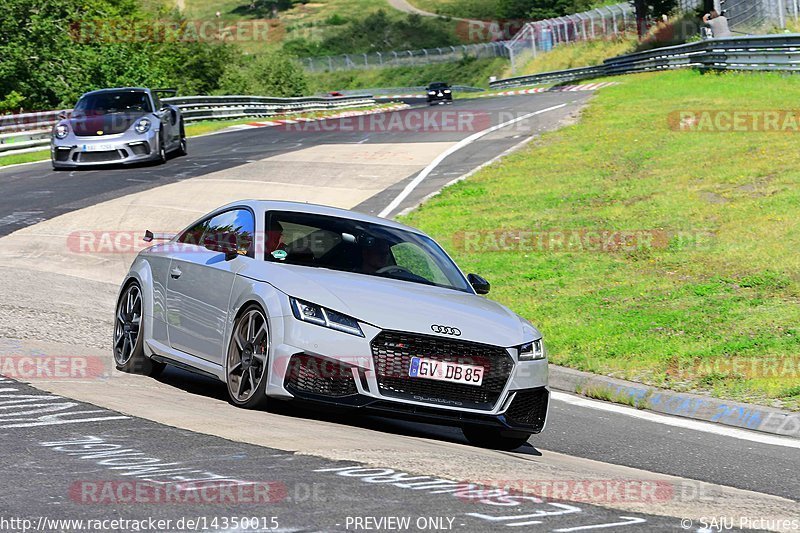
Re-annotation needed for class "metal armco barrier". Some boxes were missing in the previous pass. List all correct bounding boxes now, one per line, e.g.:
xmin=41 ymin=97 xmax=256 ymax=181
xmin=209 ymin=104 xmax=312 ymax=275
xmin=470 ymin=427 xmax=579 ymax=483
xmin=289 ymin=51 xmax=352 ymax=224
xmin=489 ymin=34 xmax=800 ymax=89
xmin=0 ymin=94 xmax=374 ymax=156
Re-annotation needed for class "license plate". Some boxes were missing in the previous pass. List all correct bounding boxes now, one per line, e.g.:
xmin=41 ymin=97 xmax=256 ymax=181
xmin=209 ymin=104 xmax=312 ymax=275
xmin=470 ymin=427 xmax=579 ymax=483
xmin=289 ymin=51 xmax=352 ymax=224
xmin=81 ymin=144 xmax=117 ymax=152
xmin=408 ymin=357 xmax=484 ymax=387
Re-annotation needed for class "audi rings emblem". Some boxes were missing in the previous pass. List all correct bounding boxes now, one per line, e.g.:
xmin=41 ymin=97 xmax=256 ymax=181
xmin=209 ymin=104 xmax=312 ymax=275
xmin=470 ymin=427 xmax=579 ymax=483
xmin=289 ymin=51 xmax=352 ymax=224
xmin=431 ymin=325 xmax=461 ymax=336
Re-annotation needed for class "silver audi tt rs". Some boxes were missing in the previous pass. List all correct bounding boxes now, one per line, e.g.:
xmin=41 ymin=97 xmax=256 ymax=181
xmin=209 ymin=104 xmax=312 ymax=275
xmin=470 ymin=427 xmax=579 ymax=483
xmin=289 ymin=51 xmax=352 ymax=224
xmin=114 ymin=200 xmax=549 ymax=449
xmin=51 ymin=87 xmax=186 ymax=169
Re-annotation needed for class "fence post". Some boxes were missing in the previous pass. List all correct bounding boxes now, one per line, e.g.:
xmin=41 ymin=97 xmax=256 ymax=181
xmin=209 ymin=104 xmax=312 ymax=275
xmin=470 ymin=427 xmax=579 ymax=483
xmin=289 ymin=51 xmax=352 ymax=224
xmin=589 ymin=11 xmax=596 ymax=38
xmin=608 ymin=7 xmax=618 ymax=36
xmin=364 ymin=53 xmax=368 ymax=67
xmin=778 ymin=0 xmax=787 ymax=27
xmin=377 ymin=51 xmax=383 ymax=65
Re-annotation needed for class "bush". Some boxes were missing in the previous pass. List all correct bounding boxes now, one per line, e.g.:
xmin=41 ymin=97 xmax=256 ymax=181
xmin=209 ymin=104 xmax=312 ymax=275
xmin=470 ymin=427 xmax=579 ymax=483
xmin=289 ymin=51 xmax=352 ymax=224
xmin=284 ymin=10 xmax=460 ymax=57
xmin=0 ymin=0 xmax=240 ymax=110
xmin=219 ymin=52 xmax=309 ymax=97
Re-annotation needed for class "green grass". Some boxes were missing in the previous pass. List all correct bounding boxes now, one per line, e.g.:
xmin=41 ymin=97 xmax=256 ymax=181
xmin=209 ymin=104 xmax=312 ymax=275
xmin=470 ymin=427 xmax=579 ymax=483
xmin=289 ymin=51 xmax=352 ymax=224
xmin=0 ymin=103 xmax=396 ymax=167
xmin=401 ymin=69 xmax=800 ymax=411
xmin=406 ymin=0 xmax=502 ymax=19
xmin=517 ymin=37 xmax=637 ymax=76
xmin=308 ymin=57 xmax=509 ymax=92
xmin=0 ymin=150 xmax=51 ymax=167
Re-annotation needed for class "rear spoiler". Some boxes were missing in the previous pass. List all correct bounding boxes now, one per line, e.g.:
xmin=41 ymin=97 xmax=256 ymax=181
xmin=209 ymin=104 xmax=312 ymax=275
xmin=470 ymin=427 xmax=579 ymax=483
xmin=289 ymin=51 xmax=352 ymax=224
xmin=152 ymin=88 xmax=178 ymax=96
xmin=143 ymin=230 xmax=176 ymax=242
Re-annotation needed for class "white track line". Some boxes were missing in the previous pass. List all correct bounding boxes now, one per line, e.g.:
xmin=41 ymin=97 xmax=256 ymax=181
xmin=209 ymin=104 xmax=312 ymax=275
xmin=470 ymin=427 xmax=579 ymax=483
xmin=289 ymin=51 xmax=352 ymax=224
xmin=378 ymin=103 xmax=567 ymax=218
xmin=552 ymin=391 xmax=800 ymax=450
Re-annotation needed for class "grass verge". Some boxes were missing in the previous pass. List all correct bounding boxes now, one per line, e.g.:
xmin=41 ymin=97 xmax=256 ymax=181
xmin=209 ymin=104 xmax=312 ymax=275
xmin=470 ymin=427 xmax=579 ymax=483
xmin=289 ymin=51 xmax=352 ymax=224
xmin=405 ymin=0 xmax=502 ymax=19
xmin=0 ymin=103 xmax=398 ymax=168
xmin=308 ymin=57 xmax=509 ymax=92
xmin=517 ymin=38 xmax=637 ymax=76
xmin=401 ymin=69 xmax=800 ymax=411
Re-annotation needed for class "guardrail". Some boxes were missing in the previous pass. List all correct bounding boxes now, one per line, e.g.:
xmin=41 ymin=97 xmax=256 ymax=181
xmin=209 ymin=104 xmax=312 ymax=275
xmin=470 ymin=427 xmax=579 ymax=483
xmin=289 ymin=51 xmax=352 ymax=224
xmin=0 ymin=94 xmax=374 ymax=157
xmin=489 ymin=34 xmax=800 ymax=89
xmin=334 ymin=86 xmax=485 ymax=96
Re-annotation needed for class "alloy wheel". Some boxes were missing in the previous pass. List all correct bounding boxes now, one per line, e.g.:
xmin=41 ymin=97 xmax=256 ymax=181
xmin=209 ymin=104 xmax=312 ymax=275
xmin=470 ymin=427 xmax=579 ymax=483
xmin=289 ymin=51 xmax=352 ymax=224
xmin=227 ymin=308 xmax=269 ymax=403
xmin=114 ymin=283 xmax=142 ymax=366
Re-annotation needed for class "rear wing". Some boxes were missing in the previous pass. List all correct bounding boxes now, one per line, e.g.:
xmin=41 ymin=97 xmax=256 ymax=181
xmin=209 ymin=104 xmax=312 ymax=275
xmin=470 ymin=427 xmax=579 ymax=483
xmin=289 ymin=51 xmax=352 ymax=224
xmin=152 ymin=88 xmax=178 ymax=97
xmin=143 ymin=230 xmax=176 ymax=242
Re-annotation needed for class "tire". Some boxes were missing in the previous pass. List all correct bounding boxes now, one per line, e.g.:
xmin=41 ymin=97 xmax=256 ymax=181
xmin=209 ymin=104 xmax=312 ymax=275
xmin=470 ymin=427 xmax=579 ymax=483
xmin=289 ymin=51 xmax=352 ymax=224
xmin=113 ymin=281 xmax=165 ymax=377
xmin=155 ymin=132 xmax=167 ymax=164
xmin=176 ymin=121 xmax=187 ymax=156
xmin=462 ymin=425 xmax=531 ymax=451
xmin=226 ymin=304 xmax=270 ymax=409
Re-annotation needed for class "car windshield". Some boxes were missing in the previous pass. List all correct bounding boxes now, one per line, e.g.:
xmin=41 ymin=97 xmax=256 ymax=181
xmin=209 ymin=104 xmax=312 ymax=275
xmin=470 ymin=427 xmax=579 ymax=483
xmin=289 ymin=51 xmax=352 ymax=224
xmin=428 ymin=83 xmax=449 ymax=90
xmin=73 ymin=91 xmax=152 ymax=116
xmin=265 ymin=211 xmax=471 ymax=292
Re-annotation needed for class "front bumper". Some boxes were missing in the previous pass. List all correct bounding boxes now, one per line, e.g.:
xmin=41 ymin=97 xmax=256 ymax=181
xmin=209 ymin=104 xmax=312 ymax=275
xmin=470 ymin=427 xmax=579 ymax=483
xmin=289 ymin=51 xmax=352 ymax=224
xmin=427 ymin=94 xmax=453 ymax=104
xmin=51 ymin=131 xmax=159 ymax=167
xmin=269 ymin=319 xmax=550 ymax=434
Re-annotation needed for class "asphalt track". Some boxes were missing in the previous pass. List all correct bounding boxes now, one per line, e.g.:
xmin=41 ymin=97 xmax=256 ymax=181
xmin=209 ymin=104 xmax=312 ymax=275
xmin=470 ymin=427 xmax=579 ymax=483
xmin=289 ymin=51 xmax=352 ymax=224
xmin=0 ymin=92 xmax=797 ymax=532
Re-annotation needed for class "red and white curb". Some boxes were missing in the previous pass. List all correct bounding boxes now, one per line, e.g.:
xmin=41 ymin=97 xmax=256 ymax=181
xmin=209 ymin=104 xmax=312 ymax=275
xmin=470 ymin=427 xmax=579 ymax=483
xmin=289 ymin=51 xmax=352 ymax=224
xmin=480 ymin=82 xmax=618 ymax=97
xmin=375 ymin=82 xmax=617 ymax=100
xmin=224 ymin=104 xmax=409 ymax=131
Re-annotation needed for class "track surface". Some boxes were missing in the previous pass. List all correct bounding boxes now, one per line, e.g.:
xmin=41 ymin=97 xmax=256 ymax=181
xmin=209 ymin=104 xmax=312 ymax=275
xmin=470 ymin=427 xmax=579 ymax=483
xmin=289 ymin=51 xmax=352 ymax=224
xmin=0 ymin=92 xmax=797 ymax=532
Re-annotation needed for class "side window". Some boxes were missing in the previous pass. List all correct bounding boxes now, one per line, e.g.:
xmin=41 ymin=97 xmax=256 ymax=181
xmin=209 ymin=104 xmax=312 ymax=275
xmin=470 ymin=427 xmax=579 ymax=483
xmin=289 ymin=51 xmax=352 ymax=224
xmin=177 ymin=217 xmax=210 ymax=246
xmin=151 ymin=93 xmax=161 ymax=112
xmin=391 ymin=242 xmax=450 ymax=286
xmin=177 ymin=209 xmax=255 ymax=258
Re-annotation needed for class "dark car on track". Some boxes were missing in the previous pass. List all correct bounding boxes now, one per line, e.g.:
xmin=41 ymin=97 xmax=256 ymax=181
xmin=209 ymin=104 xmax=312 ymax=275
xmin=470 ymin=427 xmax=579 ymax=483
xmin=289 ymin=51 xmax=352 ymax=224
xmin=426 ymin=82 xmax=453 ymax=105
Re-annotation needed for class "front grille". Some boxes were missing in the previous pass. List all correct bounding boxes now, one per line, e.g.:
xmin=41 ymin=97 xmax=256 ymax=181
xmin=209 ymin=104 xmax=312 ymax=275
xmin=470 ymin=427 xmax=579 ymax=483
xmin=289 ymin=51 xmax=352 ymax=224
xmin=505 ymin=388 xmax=549 ymax=432
xmin=76 ymin=150 xmax=122 ymax=163
xmin=371 ymin=331 xmax=514 ymax=410
xmin=284 ymin=354 xmax=357 ymax=398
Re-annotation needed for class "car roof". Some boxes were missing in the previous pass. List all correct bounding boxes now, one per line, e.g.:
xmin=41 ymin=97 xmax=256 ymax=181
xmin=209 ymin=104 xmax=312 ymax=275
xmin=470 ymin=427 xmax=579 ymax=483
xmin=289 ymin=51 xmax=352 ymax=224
xmin=81 ymin=88 xmax=151 ymax=97
xmin=214 ymin=200 xmax=428 ymax=236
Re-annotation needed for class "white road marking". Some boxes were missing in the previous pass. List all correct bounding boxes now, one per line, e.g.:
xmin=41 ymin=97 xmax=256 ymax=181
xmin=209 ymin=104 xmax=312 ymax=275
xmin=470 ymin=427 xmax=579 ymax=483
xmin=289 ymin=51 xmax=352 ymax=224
xmin=552 ymin=516 xmax=647 ymax=531
xmin=551 ymin=391 xmax=800 ymax=449
xmin=378 ymin=103 xmax=568 ymax=218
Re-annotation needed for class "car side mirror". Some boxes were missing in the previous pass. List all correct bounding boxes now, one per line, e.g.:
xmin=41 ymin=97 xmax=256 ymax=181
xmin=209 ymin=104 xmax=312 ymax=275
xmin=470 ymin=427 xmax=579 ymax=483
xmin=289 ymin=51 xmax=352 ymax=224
xmin=203 ymin=232 xmax=240 ymax=261
xmin=468 ymin=273 xmax=490 ymax=294
xmin=57 ymin=111 xmax=67 ymax=120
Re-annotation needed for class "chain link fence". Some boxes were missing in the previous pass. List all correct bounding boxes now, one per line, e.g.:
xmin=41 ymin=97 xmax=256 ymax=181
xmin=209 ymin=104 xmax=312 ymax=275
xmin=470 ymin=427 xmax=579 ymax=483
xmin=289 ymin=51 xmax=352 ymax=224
xmin=721 ymin=0 xmax=800 ymax=32
xmin=503 ymin=3 xmax=637 ymax=73
xmin=301 ymin=42 xmax=509 ymax=72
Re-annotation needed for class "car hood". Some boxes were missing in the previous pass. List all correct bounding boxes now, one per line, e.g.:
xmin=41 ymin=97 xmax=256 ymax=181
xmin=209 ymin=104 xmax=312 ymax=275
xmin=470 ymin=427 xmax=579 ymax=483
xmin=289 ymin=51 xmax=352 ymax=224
xmin=69 ymin=112 xmax=146 ymax=136
xmin=239 ymin=262 xmax=539 ymax=347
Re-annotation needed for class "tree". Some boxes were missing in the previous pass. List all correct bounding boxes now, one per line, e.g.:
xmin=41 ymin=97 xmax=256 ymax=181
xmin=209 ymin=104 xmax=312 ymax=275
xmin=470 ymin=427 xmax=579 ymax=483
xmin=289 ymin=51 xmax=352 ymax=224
xmin=631 ymin=0 xmax=679 ymax=37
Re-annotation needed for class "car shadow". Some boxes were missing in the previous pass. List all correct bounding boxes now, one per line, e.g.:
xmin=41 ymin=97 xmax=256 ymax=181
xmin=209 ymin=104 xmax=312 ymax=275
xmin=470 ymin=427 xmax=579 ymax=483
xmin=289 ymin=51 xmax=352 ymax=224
xmin=155 ymin=365 xmax=542 ymax=456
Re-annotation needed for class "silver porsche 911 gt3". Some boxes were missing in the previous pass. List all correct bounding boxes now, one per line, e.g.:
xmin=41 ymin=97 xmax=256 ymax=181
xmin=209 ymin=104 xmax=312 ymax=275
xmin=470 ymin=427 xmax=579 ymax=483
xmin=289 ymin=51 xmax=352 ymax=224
xmin=114 ymin=200 xmax=549 ymax=450
xmin=51 ymin=87 xmax=186 ymax=169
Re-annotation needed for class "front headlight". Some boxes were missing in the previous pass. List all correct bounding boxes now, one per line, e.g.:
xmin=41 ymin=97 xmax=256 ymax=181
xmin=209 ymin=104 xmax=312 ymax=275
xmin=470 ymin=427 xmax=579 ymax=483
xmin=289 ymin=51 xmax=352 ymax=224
xmin=290 ymin=297 xmax=364 ymax=337
xmin=428 ymin=91 xmax=436 ymax=95
xmin=518 ymin=338 xmax=546 ymax=361
xmin=444 ymin=89 xmax=452 ymax=94
xmin=54 ymin=124 xmax=69 ymax=139
xmin=134 ymin=118 xmax=151 ymax=134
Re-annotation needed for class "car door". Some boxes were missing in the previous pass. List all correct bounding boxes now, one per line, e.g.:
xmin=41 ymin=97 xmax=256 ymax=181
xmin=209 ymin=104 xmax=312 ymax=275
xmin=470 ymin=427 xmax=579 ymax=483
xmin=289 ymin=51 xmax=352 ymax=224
xmin=166 ymin=208 xmax=255 ymax=364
